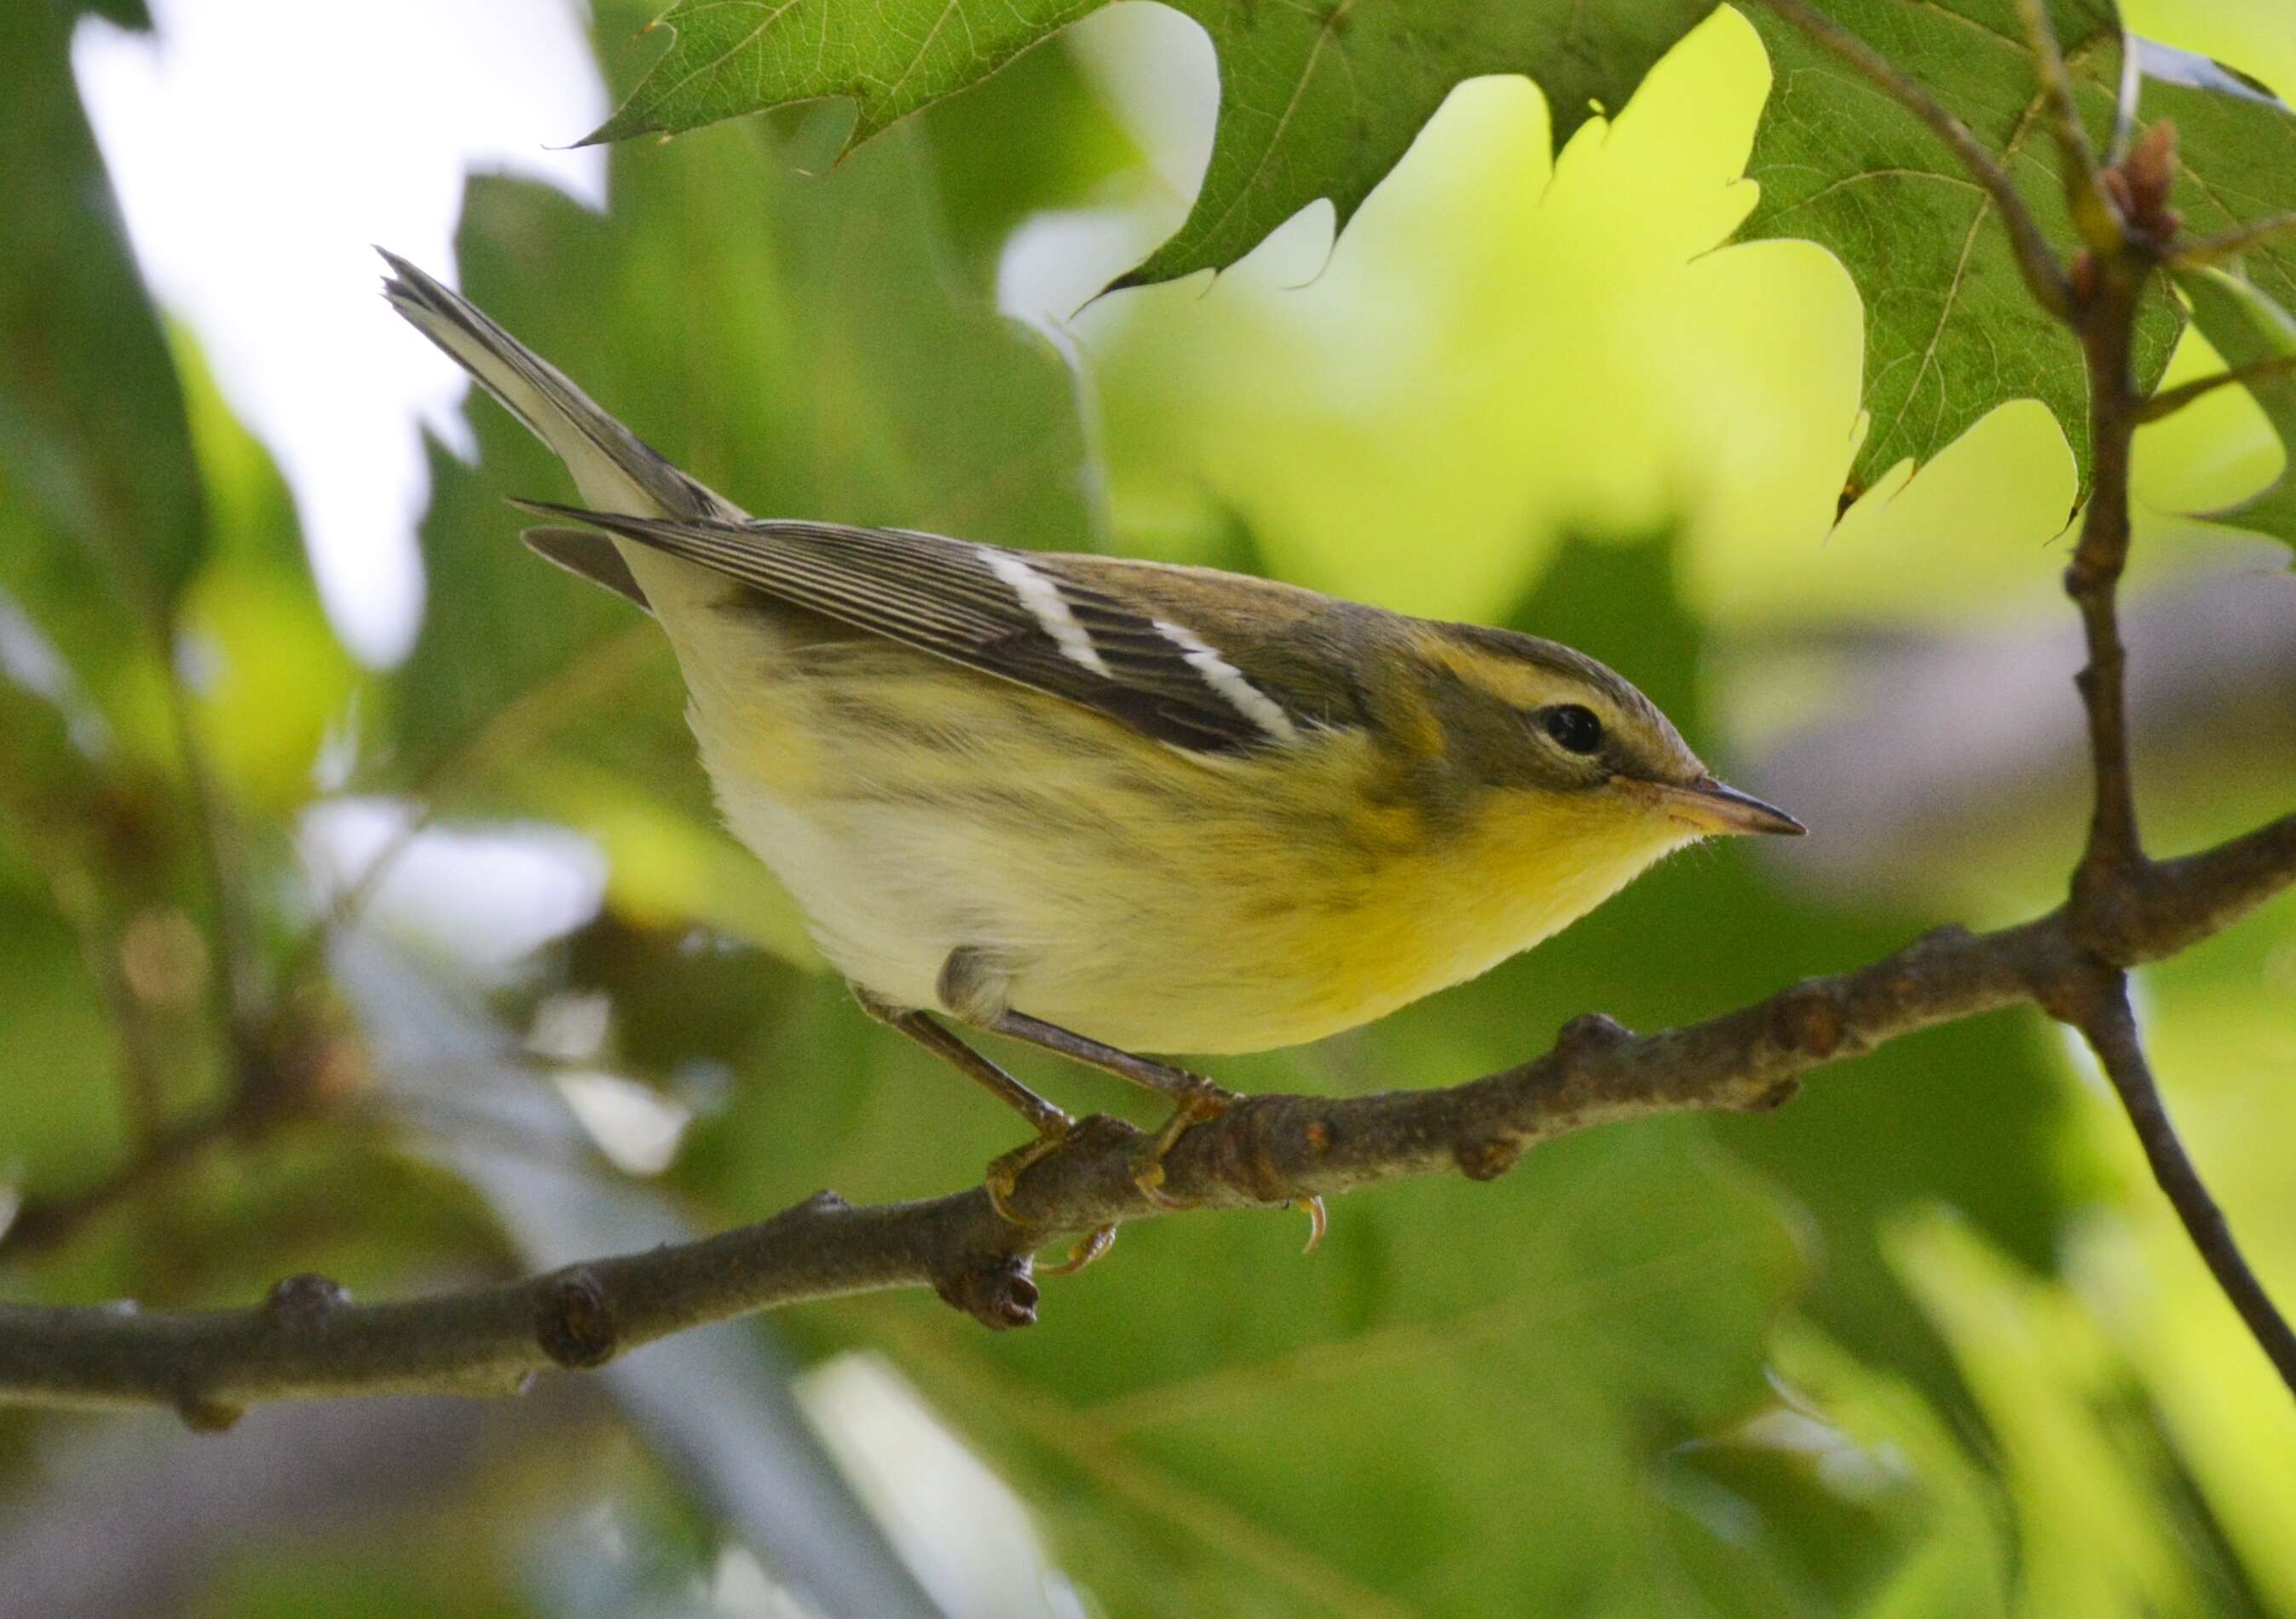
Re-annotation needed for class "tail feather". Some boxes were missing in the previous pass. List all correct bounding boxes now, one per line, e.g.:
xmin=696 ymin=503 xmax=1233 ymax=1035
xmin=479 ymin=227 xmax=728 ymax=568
xmin=378 ymin=249 xmax=734 ymax=524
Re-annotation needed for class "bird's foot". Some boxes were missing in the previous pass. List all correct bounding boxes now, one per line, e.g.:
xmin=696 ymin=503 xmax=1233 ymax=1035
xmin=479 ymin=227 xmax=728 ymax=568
xmin=984 ymin=1117 xmax=1117 ymax=1276
xmin=1130 ymin=1078 xmax=1242 ymax=1208
xmin=1132 ymin=1086 xmax=1328 ymax=1254
xmin=1295 ymin=1195 xmax=1329 ymax=1254
xmin=1038 ymin=1224 xmax=1118 ymax=1276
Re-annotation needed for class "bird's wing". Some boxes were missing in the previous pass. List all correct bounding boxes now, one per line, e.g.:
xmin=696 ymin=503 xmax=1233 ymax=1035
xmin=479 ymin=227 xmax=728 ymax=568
xmin=510 ymin=502 xmax=1322 ymax=757
xmin=521 ymin=526 xmax=652 ymax=611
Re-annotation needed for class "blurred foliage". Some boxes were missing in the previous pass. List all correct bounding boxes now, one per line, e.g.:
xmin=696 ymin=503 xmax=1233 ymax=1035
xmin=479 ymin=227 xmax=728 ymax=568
xmin=0 ymin=0 xmax=202 ymax=677
xmin=3 ymin=1 xmax=2295 ymax=1616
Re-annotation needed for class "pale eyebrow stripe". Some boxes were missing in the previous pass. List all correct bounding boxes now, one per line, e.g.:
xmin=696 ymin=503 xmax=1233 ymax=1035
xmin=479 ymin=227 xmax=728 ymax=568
xmin=1153 ymin=619 xmax=1301 ymax=745
xmin=980 ymin=549 xmax=1112 ymax=677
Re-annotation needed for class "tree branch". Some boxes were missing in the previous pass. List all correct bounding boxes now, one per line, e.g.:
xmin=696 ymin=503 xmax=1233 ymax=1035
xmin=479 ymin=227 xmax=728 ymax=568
xmin=2013 ymin=0 xmax=2117 ymax=251
xmin=2063 ymin=243 xmax=2149 ymax=901
xmin=2173 ymin=211 xmax=2296 ymax=269
xmin=2136 ymin=352 xmax=2296 ymax=422
xmin=2074 ymin=978 xmax=2296 ymax=1391
xmin=0 ymin=1108 xmax=242 ymax=1263
xmin=3 ymin=814 xmax=2291 ymax=1420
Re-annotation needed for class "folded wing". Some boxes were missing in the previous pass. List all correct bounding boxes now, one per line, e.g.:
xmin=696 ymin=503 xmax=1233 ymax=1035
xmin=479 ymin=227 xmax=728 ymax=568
xmin=511 ymin=502 xmax=1320 ymax=758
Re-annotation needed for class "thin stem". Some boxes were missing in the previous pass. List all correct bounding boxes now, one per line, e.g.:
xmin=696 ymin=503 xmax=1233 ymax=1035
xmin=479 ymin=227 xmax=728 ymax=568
xmin=2014 ymin=0 xmax=2117 ymax=249
xmin=2175 ymin=212 xmax=2296 ymax=269
xmin=278 ymin=801 xmax=441 ymax=994
xmin=161 ymin=660 xmax=260 ymax=1090
xmin=2136 ymin=353 xmax=2296 ymax=422
xmin=0 ymin=1103 xmax=249 ymax=1261
xmin=2063 ymin=261 xmax=2149 ymax=901
xmin=2043 ymin=58 xmax=2295 ymax=1404
xmin=1746 ymin=0 xmax=2074 ymax=320
xmin=2080 ymin=983 xmax=2296 ymax=1393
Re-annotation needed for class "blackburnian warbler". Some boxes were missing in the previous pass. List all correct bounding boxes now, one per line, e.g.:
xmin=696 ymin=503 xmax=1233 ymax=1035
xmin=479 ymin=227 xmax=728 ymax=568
xmin=381 ymin=251 xmax=1801 ymax=1262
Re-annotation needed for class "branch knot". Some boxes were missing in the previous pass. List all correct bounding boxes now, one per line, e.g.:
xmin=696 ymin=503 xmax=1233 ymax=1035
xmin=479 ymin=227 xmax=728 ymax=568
xmin=1455 ymin=1136 xmax=1525 ymax=1182
xmin=932 ymin=1256 xmax=1039 ymax=1331
xmin=1766 ymin=980 xmax=1847 ymax=1059
xmin=537 ymin=1267 xmax=618 ymax=1368
xmin=265 ymin=1273 xmax=351 ymax=1321
xmin=1554 ymin=1012 xmax=1634 ymax=1062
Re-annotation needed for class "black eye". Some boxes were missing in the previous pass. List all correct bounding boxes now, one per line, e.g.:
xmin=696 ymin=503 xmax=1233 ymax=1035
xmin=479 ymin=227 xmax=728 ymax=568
xmin=1542 ymin=704 xmax=1604 ymax=755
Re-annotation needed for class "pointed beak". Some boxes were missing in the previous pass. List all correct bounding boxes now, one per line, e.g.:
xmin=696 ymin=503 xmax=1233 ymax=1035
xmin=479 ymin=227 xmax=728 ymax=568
xmin=1645 ymin=775 xmax=1806 ymax=838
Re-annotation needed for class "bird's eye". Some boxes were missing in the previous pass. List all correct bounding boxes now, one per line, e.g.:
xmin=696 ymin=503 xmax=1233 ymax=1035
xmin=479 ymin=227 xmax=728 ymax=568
xmin=1542 ymin=704 xmax=1604 ymax=755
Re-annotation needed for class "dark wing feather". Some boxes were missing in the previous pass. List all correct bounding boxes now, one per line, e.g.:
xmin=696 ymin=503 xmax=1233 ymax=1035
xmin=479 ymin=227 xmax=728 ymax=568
xmin=521 ymin=526 xmax=651 ymax=611
xmin=509 ymin=502 xmax=1316 ymax=756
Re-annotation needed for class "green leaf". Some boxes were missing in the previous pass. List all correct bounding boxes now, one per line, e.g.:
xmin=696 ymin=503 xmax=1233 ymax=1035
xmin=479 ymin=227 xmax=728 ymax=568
xmin=1889 ymin=1212 xmax=2259 ymax=1618
xmin=0 ymin=588 xmax=112 ymax=830
xmin=1765 ymin=1326 xmax=2014 ymax=1619
xmin=586 ymin=0 xmax=1716 ymax=289
xmin=2110 ymin=57 xmax=2296 ymax=533
xmin=2172 ymin=267 xmax=2296 ymax=548
xmin=2142 ymin=50 xmax=2296 ymax=337
xmin=0 ymin=0 xmax=205 ymax=661
xmin=0 ymin=889 xmax=130 ymax=1190
xmin=0 ymin=21 xmax=251 ymax=1207
xmin=1737 ymin=1 xmax=2184 ymax=497
xmin=1124 ymin=0 xmax=1718 ymax=289
xmin=579 ymin=0 xmax=2296 ymax=508
xmin=914 ymin=33 xmax=1144 ymax=280
xmin=2144 ymin=46 xmax=2296 ymax=549
xmin=584 ymin=0 xmax=1087 ymax=147
xmin=65 ymin=1 xmax=153 ymax=26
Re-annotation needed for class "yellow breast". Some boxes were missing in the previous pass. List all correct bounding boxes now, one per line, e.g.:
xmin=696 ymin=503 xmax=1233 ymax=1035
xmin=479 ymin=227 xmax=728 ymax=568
xmin=1159 ymin=781 xmax=1693 ymax=1051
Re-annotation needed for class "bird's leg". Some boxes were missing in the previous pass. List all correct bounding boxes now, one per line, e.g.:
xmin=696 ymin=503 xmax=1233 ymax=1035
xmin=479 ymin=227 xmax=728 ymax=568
xmin=979 ymin=1011 xmax=1326 ymax=1242
xmin=852 ymin=988 xmax=1115 ymax=1273
xmin=977 ymin=1010 xmax=1245 ymax=1205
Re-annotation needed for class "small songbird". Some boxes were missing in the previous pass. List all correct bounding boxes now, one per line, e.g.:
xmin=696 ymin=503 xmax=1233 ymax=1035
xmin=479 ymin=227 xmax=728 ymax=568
xmin=381 ymin=251 xmax=1801 ymax=1260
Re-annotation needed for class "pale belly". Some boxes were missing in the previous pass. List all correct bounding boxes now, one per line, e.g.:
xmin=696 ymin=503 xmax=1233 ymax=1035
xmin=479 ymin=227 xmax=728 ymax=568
xmin=703 ymin=706 xmax=1685 ymax=1056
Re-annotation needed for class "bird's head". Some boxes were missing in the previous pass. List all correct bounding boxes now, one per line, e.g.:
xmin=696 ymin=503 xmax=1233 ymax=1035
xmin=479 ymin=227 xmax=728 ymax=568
xmin=1396 ymin=619 xmax=1803 ymax=859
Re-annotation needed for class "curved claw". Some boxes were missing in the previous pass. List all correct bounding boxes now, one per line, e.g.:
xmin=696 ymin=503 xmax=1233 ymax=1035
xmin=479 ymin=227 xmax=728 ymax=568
xmin=1039 ymin=1224 xmax=1117 ymax=1276
xmin=1132 ymin=1157 xmax=1186 ymax=1210
xmin=1296 ymin=1195 xmax=1329 ymax=1254
xmin=983 ymin=1173 xmax=1027 ymax=1229
xmin=984 ymin=1118 xmax=1077 ymax=1229
xmin=1126 ymin=1079 xmax=1239 ymax=1211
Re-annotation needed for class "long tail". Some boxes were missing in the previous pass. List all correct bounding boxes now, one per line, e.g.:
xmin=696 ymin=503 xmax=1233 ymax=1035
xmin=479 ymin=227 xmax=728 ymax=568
xmin=378 ymin=249 xmax=734 ymax=524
